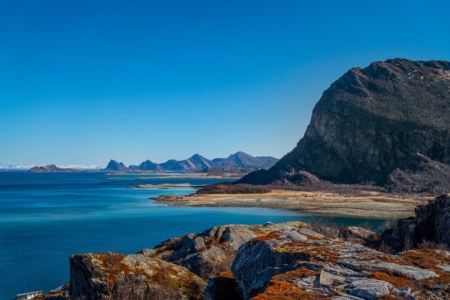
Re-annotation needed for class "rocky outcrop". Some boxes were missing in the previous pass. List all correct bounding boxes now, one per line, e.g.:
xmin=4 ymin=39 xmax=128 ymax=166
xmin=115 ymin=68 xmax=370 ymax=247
xmin=69 ymin=252 xmax=206 ymax=300
xmin=146 ymin=223 xmax=301 ymax=280
xmin=338 ymin=226 xmax=377 ymax=244
xmin=231 ymin=228 xmax=447 ymax=300
xmin=239 ymin=58 xmax=450 ymax=193
xmin=379 ymin=194 xmax=450 ymax=252
xmin=41 ymin=216 xmax=450 ymax=299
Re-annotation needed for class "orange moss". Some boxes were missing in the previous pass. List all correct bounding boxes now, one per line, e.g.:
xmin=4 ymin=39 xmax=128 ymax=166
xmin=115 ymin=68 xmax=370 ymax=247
xmin=300 ymin=233 xmax=323 ymax=241
xmin=378 ymin=295 xmax=405 ymax=300
xmin=289 ymin=266 xmax=320 ymax=278
xmin=94 ymin=253 xmax=134 ymax=286
xmin=254 ymin=232 xmax=285 ymax=241
xmin=250 ymin=227 xmax=272 ymax=236
xmin=252 ymin=265 xmax=323 ymax=299
xmin=80 ymin=253 xmax=204 ymax=300
xmin=167 ymin=267 xmax=178 ymax=276
xmin=217 ymin=271 xmax=234 ymax=278
xmin=369 ymin=233 xmax=379 ymax=241
xmin=369 ymin=271 xmax=413 ymax=288
xmin=251 ymin=281 xmax=327 ymax=300
xmin=400 ymin=249 xmax=450 ymax=286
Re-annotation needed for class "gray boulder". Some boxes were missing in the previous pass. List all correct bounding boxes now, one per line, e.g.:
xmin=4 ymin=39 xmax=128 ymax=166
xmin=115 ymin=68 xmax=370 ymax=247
xmin=346 ymin=279 xmax=393 ymax=300
xmin=149 ymin=222 xmax=312 ymax=280
xmin=338 ymin=226 xmax=377 ymax=244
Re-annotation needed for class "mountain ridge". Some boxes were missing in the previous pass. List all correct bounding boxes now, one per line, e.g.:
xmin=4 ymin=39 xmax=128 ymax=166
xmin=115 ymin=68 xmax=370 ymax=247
xmin=104 ymin=152 xmax=278 ymax=173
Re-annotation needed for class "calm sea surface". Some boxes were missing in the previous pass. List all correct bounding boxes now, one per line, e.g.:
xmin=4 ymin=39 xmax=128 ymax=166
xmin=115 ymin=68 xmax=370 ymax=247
xmin=0 ymin=172 xmax=386 ymax=299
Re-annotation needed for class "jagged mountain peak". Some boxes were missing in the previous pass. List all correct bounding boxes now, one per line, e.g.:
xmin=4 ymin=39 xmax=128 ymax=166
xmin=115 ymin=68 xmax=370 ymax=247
xmin=189 ymin=154 xmax=208 ymax=162
xmin=104 ymin=160 xmax=130 ymax=172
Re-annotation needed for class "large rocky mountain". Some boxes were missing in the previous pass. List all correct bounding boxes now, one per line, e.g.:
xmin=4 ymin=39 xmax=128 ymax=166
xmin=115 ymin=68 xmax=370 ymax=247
xmin=105 ymin=152 xmax=278 ymax=173
xmin=240 ymin=58 xmax=450 ymax=193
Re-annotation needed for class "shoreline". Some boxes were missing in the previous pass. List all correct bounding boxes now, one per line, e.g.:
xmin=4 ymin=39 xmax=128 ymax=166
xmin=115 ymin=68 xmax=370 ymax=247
xmin=136 ymin=183 xmax=204 ymax=189
xmin=151 ymin=189 xmax=429 ymax=219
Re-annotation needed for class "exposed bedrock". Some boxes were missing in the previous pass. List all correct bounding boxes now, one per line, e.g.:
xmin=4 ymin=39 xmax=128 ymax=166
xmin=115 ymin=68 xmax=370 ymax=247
xmin=240 ymin=59 xmax=450 ymax=193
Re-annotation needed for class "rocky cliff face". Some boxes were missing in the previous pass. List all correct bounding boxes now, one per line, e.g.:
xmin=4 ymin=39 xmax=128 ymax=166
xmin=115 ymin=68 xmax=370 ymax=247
xmin=240 ymin=59 xmax=450 ymax=193
xmin=379 ymin=193 xmax=450 ymax=252
xmin=44 ymin=203 xmax=450 ymax=299
xmin=69 ymin=252 xmax=206 ymax=300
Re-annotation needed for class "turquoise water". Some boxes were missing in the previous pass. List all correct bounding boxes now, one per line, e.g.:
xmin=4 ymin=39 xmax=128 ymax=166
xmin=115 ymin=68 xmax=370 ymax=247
xmin=0 ymin=172 xmax=385 ymax=299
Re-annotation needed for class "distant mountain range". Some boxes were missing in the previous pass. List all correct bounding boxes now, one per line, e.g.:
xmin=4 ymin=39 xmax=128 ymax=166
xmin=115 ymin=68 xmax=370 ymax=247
xmin=104 ymin=152 xmax=278 ymax=173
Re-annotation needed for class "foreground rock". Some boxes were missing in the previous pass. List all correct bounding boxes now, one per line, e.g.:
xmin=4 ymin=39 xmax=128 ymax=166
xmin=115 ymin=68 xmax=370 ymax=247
xmin=338 ymin=225 xmax=377 ymax=244
xmin=69 ymin=252 xmax=206 ymax=300
xmin=379 ymin=193 xmax=450 ymax=252
xmin=39 ymin=202 xmax=450 ymax=300
xmin=240 ymin=58 xmax=450 ymax=194
xmin=146 ymin=222 xmax=309 ymax=280
xmin=231 ymin=228 xmax=448 ymax=299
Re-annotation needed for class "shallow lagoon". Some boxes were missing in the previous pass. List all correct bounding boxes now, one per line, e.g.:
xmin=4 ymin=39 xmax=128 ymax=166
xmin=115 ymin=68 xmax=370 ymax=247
xmin=0 ymin=172 xmax=386 ymax=299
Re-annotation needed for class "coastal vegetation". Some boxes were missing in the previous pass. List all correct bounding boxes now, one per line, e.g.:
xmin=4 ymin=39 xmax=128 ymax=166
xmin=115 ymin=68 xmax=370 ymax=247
xmin=196 ymin=183 xmax=271 ymax=194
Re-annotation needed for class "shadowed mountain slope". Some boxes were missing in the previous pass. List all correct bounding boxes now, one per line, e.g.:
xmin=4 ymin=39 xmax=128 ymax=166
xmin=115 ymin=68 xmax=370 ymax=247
xmin=240 ymin=58 xmax=450 ymax=193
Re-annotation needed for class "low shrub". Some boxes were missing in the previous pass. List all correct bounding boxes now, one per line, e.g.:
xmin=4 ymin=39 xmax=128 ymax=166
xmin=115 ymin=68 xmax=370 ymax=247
xmin=197 ymin=183 xmax=271 ymax=194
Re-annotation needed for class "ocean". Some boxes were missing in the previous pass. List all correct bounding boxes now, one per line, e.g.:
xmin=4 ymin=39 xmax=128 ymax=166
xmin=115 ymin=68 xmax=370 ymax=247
xmin=0 ymin=172 xmax=386 ymax=299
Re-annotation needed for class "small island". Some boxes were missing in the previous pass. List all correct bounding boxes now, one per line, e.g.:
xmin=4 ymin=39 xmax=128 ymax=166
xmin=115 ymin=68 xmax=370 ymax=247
xmin=28 ymin=164 xmax=77 ymax=173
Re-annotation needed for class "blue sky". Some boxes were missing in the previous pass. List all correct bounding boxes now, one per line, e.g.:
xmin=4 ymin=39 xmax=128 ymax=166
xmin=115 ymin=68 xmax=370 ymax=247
xmin=1 ymin=0 xmax=449 ymax=166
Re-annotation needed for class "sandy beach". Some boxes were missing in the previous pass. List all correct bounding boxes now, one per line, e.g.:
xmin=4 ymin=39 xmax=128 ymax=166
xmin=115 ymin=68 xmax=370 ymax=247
xmin=152 ymin=189 xmax=430 ymax=219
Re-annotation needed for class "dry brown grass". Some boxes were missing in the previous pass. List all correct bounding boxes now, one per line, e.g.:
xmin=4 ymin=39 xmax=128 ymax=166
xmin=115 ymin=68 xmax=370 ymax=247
xmin=369 ymin=271 xmax=413 ymax=288
xmin=155 ymin=189 xmax=426 ymax=219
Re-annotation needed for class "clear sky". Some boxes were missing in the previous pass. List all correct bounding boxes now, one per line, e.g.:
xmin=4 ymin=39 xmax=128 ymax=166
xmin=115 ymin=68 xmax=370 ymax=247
xmin=1 ymin=0 xmax=449 ymax=166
